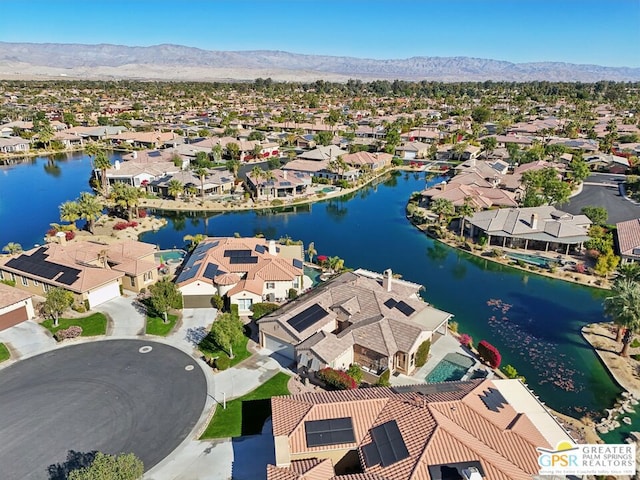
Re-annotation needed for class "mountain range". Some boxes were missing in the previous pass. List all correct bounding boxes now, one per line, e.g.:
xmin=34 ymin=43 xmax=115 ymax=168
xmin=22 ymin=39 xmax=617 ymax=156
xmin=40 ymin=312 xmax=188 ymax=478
xmin=0 ymin=42 xmax=639 ymax=83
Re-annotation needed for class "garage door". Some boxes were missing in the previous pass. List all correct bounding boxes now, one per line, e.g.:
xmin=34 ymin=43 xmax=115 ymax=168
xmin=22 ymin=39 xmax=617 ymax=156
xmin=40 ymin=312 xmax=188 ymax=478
xmin=263 ymin=333 xmax=295 ymax=360
xmin=183 ymin=295 xmax=214 ymax=309
xmin=87 ymin=282 xmax=121 ymax=308
xmin=0 ymin=306 xmax=28 ymax=331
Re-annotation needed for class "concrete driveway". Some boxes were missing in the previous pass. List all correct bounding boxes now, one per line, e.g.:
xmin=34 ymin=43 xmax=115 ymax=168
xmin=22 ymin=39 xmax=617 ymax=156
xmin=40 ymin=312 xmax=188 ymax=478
xmin=94 ymin=295 xmax=146 ymax=337
xmin=0 ymin=320 xmax=56 ymax=361
xmin=560 ymin=173 xmax=640 ymax=224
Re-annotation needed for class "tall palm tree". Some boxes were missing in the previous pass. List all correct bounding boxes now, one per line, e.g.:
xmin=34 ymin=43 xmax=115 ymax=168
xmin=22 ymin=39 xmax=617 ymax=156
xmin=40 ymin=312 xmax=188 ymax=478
xmin=94 ymin=151 xmax=112 ymax=197
xmin=59 ymin=200 xmax=81 ymax=228
xmin=111 ymin=182 xmax=141 ymax=220
xmin=183 ymin=233 xmax=206 ymax=251
xmin=194 ymin=167 xmax=208 ymax=202
xmin=263 ymin=170 xmax=276 ymax=201
xmin=430 ymin=198 xmax=455 ymax=225
xmin=306 ymin=242 xmax=317 ymax=263
xmin=251 ymin=166 xmax=264 ymax=199
xmin=604 ymin=278 xmax=640 ymax=353
xmin=77 ymin=192 xmax=103 ymax=233
xmin=2 ymin=242 xmax=23 ymax=255
xmin=617 ymin=263 xmax=640 ymax=282
xmin=167 ymin=179 xmax=184 ymax=200
xmin=457 ymin=197 xmax=476 ymax=236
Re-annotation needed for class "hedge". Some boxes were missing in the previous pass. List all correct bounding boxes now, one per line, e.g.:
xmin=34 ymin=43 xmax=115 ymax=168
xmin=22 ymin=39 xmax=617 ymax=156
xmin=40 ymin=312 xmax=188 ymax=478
xmin=216 ymin=354 xmax=231 ymax=371
xmin=250 ymin=302 xmax=280 ymax=320
xmin=415 ymin=340 xmax=431 ymax=367
xmin=317 ymin=367 xmax=357 ymax=390
xmin=477 ymin=340 xmax=501 ymax=369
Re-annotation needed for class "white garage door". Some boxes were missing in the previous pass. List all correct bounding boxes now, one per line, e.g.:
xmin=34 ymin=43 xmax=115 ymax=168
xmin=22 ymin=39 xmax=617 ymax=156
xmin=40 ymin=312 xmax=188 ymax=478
xmin=87 ymin=282 xmax=121 ymax=308
xmin=263 ymin=333 xmax=295 ymax=360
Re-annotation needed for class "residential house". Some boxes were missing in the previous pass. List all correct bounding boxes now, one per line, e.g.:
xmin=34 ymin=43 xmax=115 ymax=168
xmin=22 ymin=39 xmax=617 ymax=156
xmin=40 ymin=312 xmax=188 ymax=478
xmin=0 ymin=136 xmax=30 ymax=153
xmin=110 ymin=131 xmax=178 ymax=149
xmin=395 ymin=142 xmax=432 ymax=160
xmin=150 ymin=169 xmax=234 ymax=198
xmin=0 ymin=282 xmax=35 ymax=332
xmin=586 ymin=154 xmax=630 ymax=173
xmin=245 ymin=169 xmax=312 ymax=201
xmin=284 ymin=146 xmax=354 ymax=181
xmin=422 ymin=180 xmax=518 ymax=209
xmin=268 ymin=378 xmax=572 ymax=480
xmin=175 ymin=237 xmax=304 ymax=310
xmin=616 ymin=218 xmax=640 ymax=264
xmin=341 ymin=151 xmax=393 ymax=172
xmin=0 ymin=239 xmax=158 ymax=307
xmin=465 ymin=206 xmax=592 ymax=254
xmin=66 ymin=126 xmax=128 ymax=141
xmin=258 ymin=268 xmax=451 ymax=377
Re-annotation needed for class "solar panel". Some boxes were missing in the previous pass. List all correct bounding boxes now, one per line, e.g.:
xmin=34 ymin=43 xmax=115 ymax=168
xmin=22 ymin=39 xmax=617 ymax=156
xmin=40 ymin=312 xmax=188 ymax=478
xmin=293 ymin=259 xmax=303 ymax=269
xmin=57 ymin=269 xmax=81 ymax=286
xmin=281 ymin=181 xmax=292 ymax=186
xmin=383 ymin=298 xmax=397 ymax=309
xmin=369 ymin=420 xmax=409 ymax=467
xmin=362 ymin=442 xmax=382 ymax=467
xmin=203 ymin=263 xmax=218 ymax=280
xmin=287 ymin=303 xmax=329 ymax=332
xmin=229 ymin=256 xmax=258 ymax=264
xmin=305 ymin=417 xmax=355 ymax=447
xmin=176 ymin=267 xmax=198 ymax=283
xmin=395 ymin=301 xmax=415 ymax=317
xmin=6 ymin=253 xmax=82 ymax=284
xmin=479 ymin=388 xmax=507 ymax=412
xmin=224 ymin=249 xmax=252 ymax=258
xmin=255 ymin=244 xmax=266 ymax=254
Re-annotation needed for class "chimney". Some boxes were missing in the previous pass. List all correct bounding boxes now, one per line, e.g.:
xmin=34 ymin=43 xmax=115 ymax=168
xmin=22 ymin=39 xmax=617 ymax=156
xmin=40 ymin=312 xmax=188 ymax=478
xmin=441 ymin=181 xmax=447 ymax=191
xmin=461 ymin=466 xmax=483 ymax=480
xmin=55 ymin=231 xmax=67 ymax=246
xmin=383 ymin=268 xmax=393 ymax=292
xmin=283 ymin=170 xmax=287 ymax=179
xmin=268 ymin=240 xmax=277 ymax=256
xmin=530 ymin=213 xmax=538 ymax=229
xmin=132 ymin=151 xmax=137 ymax=159
xmin=114 ymin=160 xmax=121 ymax=170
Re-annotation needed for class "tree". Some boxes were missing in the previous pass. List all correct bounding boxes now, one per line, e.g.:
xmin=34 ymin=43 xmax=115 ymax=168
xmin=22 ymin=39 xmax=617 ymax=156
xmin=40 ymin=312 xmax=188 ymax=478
xmin=2 ymin=242 xmax=23 ymax=255
xmin=110 ymin=182 xmax=141 ymax=220
xmin=314 ymin=131 xmax=333 ymax=146
xmin=481 ymin=136 xmax=497 ymax=159
xmin=306 ymin=241 xmax=317 ymax=263
xmin=617 ymin=263 xmax=640 ymax=282
xmin=604 ymin=278 xmax=640 ymax=355
xmin=41 ymin=287 xmax=74 ymax=327
xmin=37 ymin=123 xmax=55 ymax=150
xmin=225 ymin=159 xmax=240 ymax=179
xmin=581 ymin=206 xmax=608 ymax=226
xmin=211 ymin=143 xmax=223 ymax=163
xmin=183 ymin=233 xmax=206 ymax=251
xmin=457 ymin=197 xmax=476 ymax=236
xmin=521 ymin=167 xmax=571 ymax=206
xmin=252 ymin=144 xmax=263 ymax=161
xmin=594 ymin=249 xmax=620 ymax=279
xmin=506 ymin=143 xmax=521 ymax=164
xmin=59 ymin=200 xmax=81 ymax=228
xmin=94 ymin=150 xmax=112 ymax=197
xmin=430 ymin=198 xmax=455 ymax=224
xmin=328 ymin=156 xmax=349 ymax=182
xmin=77 ymin=192 xmax=103 ymax=233
xmin=167 ymin=179 xmax=184 ymax=200
xmin=226 ymin=142 xmax=240 ymax=160
xmin=67 ymin=452 xmax=143 ymax=480
xmin=568 ymin=157 xmax=590 ymax=184
xmin=248 ymin=130 xmax=265 ymax=141
xmin=263 ymin=170 xmax=275 ymax=200
xmin=451 ymin=141 xmax=467 ymax=161
xmin=250 ymin=166 xmax=264 ymax=199
xmin=194 ymin=167 xmax=208 ymax=202
xmin=148 ymin=279 xmax=182 ymax=323
xmin=209 ymin=312 xmax=245 ymax=358
xmin=471 ymin=106 xmax=491 ymax=124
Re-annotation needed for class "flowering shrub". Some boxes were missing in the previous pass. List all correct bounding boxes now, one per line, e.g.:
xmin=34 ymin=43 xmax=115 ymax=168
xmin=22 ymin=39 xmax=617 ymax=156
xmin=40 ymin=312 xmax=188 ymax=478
xmin=575 ymin=263 xmax=586 ymax=274
xmin=65 ymin=230 xmax=75 ymax=241
xmin=47 ymin=228 xmax=57 ymax=237
xmin=317 ymin=367 xmax=357 ymax=390
xmin=113 ymin=221 xmax=139 ymax=231
xmin=458 ymin=333 xmax=473 ymax=348
xmin=477 ymin=340 xmax=501 ymax=369
xmin=137 ymin=209 xmax=148 ymax=218
xmin=54 ymin=325 xmax=83 ymax=341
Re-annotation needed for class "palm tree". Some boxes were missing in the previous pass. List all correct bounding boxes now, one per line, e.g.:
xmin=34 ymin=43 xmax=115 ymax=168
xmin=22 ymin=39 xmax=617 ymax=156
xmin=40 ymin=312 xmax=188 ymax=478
xmin=59 ymin=200 xmax=81 ymax=228
xmin=194 ymin=167 xmax=208 ymax=202
xmin=457 ymin=197 xmax=476 ymax=236
xmin=263 ymin=170 xmax=276 ymax=201
xmin=603 ymin=278 xmax=640 ymax=354
xmin=110 ymin=182 xmax=141 ymax=220
xmin=251 ymin=166 xmax=264 ymax=199
xmin=617 ymin=263 xmax=640 ymax=282
xmin=2 ymin=242 xmax=23 ymax=255
xmin=430 ymin=198 xmax=455 ymax=225
xmin=211 ymin=144 xmax=223 ymax=163
xmin=225 ymin=159 xmax=240 ymax=179
xmin=481 ymin=136 xmax=497 ymax=159
xmin=252 ymin=144 xmax=263 ymax=161
xmin=94 ymin=150 xmax=112 ymax=197
xmin=77 ymin=192 xmax=103 ymax=233
xmin=167 ymin=179 xmax=184 ymax=200
xmin=306 ymin=241 xmax=317 ymax=263
xmin=183 ymin=233 xmax=206 ymax=251
xmin=38 ymin=123 xmax=55 ymax=150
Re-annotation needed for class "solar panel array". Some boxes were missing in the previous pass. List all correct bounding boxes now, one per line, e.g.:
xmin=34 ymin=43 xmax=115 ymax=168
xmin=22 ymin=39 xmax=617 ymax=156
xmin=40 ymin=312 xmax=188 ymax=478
xmin=224 ymin=249 xmax=252 ymax=258
xmin=176 ymin=267 xmax=198 ymax=283
xmin=6 ymin=249 xmax=81 ymax=286
xmin=392 ymin=383 xmax=462 ymax=395
xmin=363 ymin=420 xmax=409 ymax=468
xmin=305 ymin=417 xmax=355 ymax=447
xmin=293 ymin=259 xmax=303 ymax=269
xmin=229 ymin=256 xmax=258 ymax=264
xmin=255 ymin=244 xmax=266 ymax=254
xmin=203 ymin=263 xmax=219 ymax=280
xmin=479 ymin=388 xmax=507 ymax=412
xmin=383 ymin=298 xmax=397 ymax=309
xmin=395 ymin=301 xmax=415 ymax=316
xmin=287 ymin=303 xmax=329 ymax=332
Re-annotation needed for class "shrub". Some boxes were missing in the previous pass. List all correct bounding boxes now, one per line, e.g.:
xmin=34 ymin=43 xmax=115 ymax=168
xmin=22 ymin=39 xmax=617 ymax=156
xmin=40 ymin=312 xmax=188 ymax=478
xmin=211 ymin=294 xmax=224 ymax=310
xmin=317 ymin=367 xmax=357 ymax=390
xmin=458 ymin=333 xmax=473 ymax=348
xmin=415 ymin=340 xmax=431 ymax=367
xmin=65 ymin=230 xmax=75 ymax=241
xmin=137 ymin=209 xmax=147 ymax=218
xmin=230 ymin=304 xmax=239 ymax=320
xmin=215 ymin=354 xmax=231 ymax=371
xmin=501 ymin=364 xmax=519 ymax=378
xmin=54 ymin=326 xmax=83 ymax=341
xmin=376 ymin=369 xmax=391 ymax=387
xmin=631 ymin=354 xmax=640 ymax=361
xmin=271 ymin=199 xmax=284 ymax=206
xmin=250 ymin=302 xmax=280 ymax=320
xmin=0 ymin=279 xmax=16 ymax=287
xmin=630 ymin=338 xmax=640 ymax=348
xmin=288 ymin=288 xmax=298 ymax=300
xmin=346 ymin=364 xmax=363 ymax=385
xmin=71 ymin=303 xmax=86 ymax=313
xmin=478 ymin=340 xmax=501 ymax=369
xmin=449 ymin=321 xmax=458 ymax=333
xmin=113 ymin=221 xmax=139 ymax=231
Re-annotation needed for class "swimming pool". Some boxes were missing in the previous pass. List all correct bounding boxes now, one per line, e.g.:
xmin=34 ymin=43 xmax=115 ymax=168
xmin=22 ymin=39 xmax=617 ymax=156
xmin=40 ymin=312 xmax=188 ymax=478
xmin=155 ymin=249 xmax=187 ymax=265
xmin=507 ymin=252 xmax=556 ymax=268
xmin=304 ymin=266 xmax=322 ymax=286
xmin=425 ymin=352 xmax=475 ymax=383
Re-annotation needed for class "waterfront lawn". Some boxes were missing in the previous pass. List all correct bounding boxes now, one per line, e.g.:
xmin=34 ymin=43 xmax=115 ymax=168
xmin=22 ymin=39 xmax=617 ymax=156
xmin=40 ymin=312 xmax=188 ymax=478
xmin=42 ymin=313 xmax=108 ymax=337
xmin=145 ymin=313 xmax=178 ymax=336
xmin=199 ymin=333 xmax=251 ymax=368
xmin=0 ymin=343 xmax=10 ymax=362
xmin=199 ymin=372 xmax=290 ymax=439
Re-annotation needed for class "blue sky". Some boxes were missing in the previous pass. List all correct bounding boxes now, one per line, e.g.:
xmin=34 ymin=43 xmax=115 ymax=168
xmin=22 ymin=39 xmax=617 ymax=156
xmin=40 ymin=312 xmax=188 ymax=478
xmin=2 ymin=0 xmax=639 ymax=67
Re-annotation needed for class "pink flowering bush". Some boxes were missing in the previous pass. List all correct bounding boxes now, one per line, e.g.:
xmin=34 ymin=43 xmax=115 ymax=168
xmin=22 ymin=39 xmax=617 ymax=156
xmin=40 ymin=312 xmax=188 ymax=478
xmin=317 ymin=367 xmax=357 ymax=390
xmin=477 ymin=340 xmax=501 ymax=369
xmin=458 ymin=333 xmax=473 ymax=348
xmin=54 ymin=325 xmax=83 ymax=341
xmin=113 ymin=221 xmax=139 ymax=231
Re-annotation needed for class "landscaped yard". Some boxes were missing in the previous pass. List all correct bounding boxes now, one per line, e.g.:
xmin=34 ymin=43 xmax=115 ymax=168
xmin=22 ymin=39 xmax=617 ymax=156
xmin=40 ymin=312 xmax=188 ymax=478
xmin=200 ymin=371 xmax=291 ymax=439
xmin=42 ymin=313 xmax=108 ymax=337
xmin=0 ymin=343 xmax=10 ymax=362
xmin=199 ymin=331 xmax=251 ymax=368
xmin=145 ymin=313 xmax=178 ymax=336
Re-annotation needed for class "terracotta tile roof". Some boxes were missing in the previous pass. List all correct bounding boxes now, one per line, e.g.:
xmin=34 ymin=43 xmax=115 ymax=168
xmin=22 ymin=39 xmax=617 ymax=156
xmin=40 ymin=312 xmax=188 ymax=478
xmin=616 ymin=218 xmax=640 ymax=257
xmin=0 ymin=282 xmax=33 ymax=308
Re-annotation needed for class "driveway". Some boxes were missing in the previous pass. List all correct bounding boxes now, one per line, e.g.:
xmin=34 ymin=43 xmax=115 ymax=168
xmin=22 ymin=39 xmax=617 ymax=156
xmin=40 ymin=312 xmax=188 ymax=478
xmin=0 ymin=320 xmax=56 ymax=361
xmin=167 ymin=308 xmax=216 ymax=351
xmin=94 ymin=295 xmax=146 ymax=337
xmin=0 ymin=340 xmax=207 ymax=480
xmin=559 ymin=174 xmax=640 ymax=224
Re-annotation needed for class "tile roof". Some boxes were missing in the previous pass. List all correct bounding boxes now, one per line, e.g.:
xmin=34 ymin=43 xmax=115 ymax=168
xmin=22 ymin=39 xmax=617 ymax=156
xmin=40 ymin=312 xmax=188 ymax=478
xmin=0 ymin=282 xmax=33 ymax=308
xmin=616 ymin=218 xmax=640 ymax=257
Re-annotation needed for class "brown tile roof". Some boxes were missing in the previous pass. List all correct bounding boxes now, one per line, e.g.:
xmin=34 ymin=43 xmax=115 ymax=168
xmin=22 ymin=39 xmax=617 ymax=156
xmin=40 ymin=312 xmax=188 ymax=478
xmin=616 ymin=218 xmax=640 ymax=257
xmin=0 ymin=282 xmax=33 ymax=308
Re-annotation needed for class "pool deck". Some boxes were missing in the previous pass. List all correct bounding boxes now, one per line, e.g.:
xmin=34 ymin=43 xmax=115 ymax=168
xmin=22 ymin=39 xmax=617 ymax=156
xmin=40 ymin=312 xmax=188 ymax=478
xmin=390 ymin=333 xmax=492 ymax=386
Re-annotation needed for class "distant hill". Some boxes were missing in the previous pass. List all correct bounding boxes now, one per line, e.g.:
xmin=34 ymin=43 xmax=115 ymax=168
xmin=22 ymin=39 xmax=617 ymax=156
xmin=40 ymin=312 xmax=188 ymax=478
xmin=0 ymin=42 xmax=639 ymax=83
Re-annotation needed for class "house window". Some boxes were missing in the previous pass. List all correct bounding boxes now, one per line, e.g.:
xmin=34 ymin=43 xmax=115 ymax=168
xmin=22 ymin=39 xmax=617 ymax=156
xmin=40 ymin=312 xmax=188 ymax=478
xmin=10 ymin=273 xmax=15 ymax=281
xmin=266 ymin=282 xmax=275 ymax=289
xmin=33 ymin=279 xmax=39 ymax=287
xmin=293 ymin=278 xmax=299 ymax=288
xmin=43 ymin=284 xmax=50 ymax=293
xmin=410 ymin=353 xmax=415 ymax=366
xmin=143 ymin=271 xmax=153 ymax=282
xmin=237 ymin=298 xmax=253 ymax=311
xmin=130 ymin=276 xmax=136 ymax=287
xmin=21 ymin=276 xmax=29 ymax=286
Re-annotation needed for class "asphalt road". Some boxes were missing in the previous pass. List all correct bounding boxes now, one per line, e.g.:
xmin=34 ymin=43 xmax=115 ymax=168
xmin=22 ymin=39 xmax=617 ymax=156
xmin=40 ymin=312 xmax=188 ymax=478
xmin=559 ymin=174 xmax=639 ymax=225
xmin=0 ymin=340 xmax=207 ymax=480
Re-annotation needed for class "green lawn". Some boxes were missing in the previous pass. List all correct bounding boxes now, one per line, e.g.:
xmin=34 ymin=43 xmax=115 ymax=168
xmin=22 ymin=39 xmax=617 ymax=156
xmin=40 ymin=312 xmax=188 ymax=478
xmin=200 ymin=371 xmax=291 ymax=439
xmin=199 ymin=333 xmax=251 ymax=368
xmin=0 ymin=343 xmax=10 ymax=363
xmin=145 ymin=313 xmax=178 ymax=336
xmin=42 ymin=313 xmax=108 ymax=337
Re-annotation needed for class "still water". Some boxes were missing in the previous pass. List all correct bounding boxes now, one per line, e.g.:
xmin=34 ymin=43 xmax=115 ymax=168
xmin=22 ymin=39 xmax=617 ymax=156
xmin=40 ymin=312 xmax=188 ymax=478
xmin=0 ymin=157 xmax=632 ymax=438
